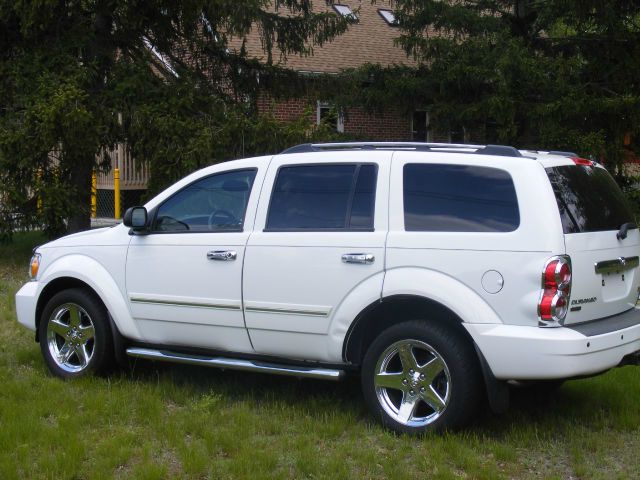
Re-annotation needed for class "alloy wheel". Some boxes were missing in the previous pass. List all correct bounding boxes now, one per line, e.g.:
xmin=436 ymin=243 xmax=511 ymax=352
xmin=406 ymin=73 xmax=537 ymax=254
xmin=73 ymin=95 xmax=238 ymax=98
xmin=374 ymin=339 xmax=451 ymax=427
xmin=46 ymin=303 xmax=96 ymax=373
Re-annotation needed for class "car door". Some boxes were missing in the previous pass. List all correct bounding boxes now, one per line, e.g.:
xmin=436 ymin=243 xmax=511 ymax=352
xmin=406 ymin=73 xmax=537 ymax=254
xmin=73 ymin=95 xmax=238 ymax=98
xmin=243 ymin=151 xmax=390 ymax=362
xmin=125 ymin=164 xmax=262 ymax=352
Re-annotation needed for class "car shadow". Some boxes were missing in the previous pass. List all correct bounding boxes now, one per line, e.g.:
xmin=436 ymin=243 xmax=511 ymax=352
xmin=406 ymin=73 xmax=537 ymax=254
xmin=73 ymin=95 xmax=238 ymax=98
xmin=122 ymin=358 xmax=371 ymax=420
xmin=118 ymin=358 xmax=639 ymax=436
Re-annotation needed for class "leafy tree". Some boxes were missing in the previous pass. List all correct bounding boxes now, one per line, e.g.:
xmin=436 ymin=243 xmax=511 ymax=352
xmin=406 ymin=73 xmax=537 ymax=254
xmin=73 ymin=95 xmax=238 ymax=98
xmin=337 ymin=1 xmax=640 ymax=166
xmin=0 ymin=1 xmax=349 ymax=239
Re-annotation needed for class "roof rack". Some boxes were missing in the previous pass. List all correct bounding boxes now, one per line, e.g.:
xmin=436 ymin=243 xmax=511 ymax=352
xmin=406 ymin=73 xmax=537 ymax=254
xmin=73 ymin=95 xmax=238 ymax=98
xmin=280 ymin=142 xmax=523 ymax=158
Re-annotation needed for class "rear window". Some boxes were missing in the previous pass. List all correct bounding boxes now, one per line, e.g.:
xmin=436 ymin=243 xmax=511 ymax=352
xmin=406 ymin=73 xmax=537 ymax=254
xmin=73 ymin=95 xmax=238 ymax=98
xmin=403 ymin=164 xmax=520 ymax=232
xmin=546 ymin=165 xmax=634 ymax=234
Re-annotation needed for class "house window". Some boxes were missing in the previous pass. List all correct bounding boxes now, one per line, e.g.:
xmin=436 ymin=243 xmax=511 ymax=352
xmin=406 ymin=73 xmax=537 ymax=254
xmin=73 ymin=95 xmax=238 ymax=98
xmin=413 ymin=110 xmax=470 ymax=143
xmin=332 ymin=4 xmax=358 ymax=21
xmin=450 ymin=125 xmax=466 ymax=144
xmin=317 ymin=101 xmax=344 ymax=133
xmin=378 ymin=9 xmax=398 ymax=26
xmin=412 ymin=111 xmax=431 ymax=142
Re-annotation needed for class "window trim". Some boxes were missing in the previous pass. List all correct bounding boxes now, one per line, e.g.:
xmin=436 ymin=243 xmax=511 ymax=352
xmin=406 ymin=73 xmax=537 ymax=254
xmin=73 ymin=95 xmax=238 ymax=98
xmin=402 ymin=163 xmax=520 ymax=233
xmin=264 ymin=162 xmax=378 ymax=233
xmin=149 ymin=167 xmax=258 ymax=234
xmin=317 ymin=101 xmax=344 ymax=133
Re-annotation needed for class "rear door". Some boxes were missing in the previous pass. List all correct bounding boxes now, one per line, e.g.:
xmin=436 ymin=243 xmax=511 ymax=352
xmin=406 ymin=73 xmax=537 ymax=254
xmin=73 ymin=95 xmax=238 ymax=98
xmin=546 ymin=162 xmax=640 ymax=323
xmin=242 ymin=151 xmax=390 ymax=362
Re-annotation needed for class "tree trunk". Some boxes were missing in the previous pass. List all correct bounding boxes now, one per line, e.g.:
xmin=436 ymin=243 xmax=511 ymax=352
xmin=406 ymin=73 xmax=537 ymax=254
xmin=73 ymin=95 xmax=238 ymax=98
xmin=66 ymin=159 xmax=92 ymax=234
xmin=63 ymin=10 xmax=113 ymax=235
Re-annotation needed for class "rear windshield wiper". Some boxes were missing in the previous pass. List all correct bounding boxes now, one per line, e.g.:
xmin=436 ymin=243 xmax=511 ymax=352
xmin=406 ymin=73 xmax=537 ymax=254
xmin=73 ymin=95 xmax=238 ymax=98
xmin=617 ymin=222 xmax=638 ymax=240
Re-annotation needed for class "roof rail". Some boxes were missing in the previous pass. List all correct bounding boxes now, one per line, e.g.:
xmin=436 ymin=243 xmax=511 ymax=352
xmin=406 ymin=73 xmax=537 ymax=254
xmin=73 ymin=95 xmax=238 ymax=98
xmin=280 ymin=142 xmax=523 ymax=158
xmin=548 ymin=150 xmax=578 ymax=157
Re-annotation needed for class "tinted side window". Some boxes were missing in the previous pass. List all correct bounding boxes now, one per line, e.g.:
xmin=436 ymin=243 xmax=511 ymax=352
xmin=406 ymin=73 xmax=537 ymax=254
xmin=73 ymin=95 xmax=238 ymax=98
xmin=266 ymin=164 xmax=376 ymax=230
xmin=403 ymin=164 xmax=519 ymax=232
xmin=154 ymin=169 xmax=256 ymax=232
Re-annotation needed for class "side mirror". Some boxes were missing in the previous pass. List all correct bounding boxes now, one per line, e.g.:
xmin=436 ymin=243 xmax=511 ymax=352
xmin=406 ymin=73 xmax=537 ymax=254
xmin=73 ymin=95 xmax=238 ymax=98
xmin=123 ymin=206 xmax=148 ymax=231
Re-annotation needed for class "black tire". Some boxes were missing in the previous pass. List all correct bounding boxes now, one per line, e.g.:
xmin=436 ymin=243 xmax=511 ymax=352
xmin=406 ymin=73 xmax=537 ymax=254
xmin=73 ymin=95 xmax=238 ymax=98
xmin=38 ymin=288 xmax=114 ymax=378
xmin=361 ymin=320 xmax=482 ymax=434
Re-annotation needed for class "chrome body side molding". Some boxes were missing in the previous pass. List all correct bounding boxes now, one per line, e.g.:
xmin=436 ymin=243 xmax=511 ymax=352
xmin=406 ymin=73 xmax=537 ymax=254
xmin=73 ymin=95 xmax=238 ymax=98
xmin=129 ymin=297 xmax=241 ymax=311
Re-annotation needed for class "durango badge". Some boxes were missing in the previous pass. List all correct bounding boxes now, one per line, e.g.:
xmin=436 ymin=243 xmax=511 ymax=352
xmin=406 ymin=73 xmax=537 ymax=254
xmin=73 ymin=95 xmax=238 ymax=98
xmin=571 ymin=297 xmax=597 ymax=306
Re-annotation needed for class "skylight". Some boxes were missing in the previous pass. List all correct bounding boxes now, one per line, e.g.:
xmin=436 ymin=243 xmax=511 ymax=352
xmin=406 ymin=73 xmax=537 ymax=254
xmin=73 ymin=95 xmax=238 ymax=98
xmin=143 ymin=36 xmax=179 ymax=78
xmin=333 ymin=4 xmax=358 ymax=21
xmin=378 ymin=9 xmax=398 ymax=26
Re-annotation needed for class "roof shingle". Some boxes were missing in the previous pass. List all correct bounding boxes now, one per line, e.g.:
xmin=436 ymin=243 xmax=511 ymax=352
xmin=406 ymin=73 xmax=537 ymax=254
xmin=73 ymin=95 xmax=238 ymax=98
xmin=230 ymin=1 xmax=415 ymax=73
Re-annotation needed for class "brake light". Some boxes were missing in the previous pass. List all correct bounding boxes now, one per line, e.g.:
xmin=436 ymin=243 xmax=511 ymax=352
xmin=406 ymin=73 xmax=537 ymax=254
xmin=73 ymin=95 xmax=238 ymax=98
xmin=571 ymin=157 xmax=593 ymax=167
xmin=538 ymin=255 xmax=572 ymax=327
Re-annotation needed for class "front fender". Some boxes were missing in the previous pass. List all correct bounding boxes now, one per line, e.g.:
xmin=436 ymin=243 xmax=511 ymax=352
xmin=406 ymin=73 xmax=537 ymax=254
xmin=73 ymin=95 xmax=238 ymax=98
xmin=382 ymin=267 xmax=503 ymax=325
xmin=38 ymin=254 xmax=141 ymax=340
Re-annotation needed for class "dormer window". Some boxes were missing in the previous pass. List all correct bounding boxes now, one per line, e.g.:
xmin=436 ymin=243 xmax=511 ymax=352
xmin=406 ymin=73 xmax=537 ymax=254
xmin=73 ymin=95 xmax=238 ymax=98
xmin=333 ymin=4 xmax=358 ymax=21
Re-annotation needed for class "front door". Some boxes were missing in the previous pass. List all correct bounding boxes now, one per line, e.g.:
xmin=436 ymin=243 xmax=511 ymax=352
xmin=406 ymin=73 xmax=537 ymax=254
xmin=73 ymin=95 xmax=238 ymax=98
xmin=126 ymin=167 xmax=260 ymax=352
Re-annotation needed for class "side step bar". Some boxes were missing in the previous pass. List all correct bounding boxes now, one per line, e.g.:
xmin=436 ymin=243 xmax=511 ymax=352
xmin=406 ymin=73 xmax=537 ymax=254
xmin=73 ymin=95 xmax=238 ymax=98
xmin=126 ymin=347 xmax=345 ymax=381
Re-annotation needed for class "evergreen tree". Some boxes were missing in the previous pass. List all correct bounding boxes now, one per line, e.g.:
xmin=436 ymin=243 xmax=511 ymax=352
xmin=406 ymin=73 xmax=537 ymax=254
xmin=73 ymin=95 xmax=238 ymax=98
xmin=339 ymin=1 xmax=640 ymax=165
xmin=0 ymin=1 xmax=348 ymax=238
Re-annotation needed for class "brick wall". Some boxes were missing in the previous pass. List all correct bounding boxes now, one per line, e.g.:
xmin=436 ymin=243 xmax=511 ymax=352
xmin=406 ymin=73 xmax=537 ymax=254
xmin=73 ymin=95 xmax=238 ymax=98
xmin=256 ymin=96 xmax=310 ymax=123
xmin=343 ymin=106 xmax=412 ymax=141
xmin=256 ymin=95 xmax=412 ymax=141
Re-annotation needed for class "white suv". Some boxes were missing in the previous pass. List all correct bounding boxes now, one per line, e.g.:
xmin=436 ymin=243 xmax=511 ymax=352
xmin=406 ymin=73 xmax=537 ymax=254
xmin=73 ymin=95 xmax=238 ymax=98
xmin=15 ymin=142 xmax=640 ymax=434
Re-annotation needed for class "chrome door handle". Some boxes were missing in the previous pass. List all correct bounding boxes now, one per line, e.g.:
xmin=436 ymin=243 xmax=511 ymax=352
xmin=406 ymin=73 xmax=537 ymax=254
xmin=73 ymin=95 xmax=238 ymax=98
xmin=207 ymin=250 xmax=237 ymax=261
xmin=342 ymin=253 xmax=375 ymax=265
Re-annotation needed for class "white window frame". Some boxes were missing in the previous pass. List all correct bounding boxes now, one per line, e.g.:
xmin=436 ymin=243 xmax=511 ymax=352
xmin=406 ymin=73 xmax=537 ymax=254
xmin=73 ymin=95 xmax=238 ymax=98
xmin=317 ymin=101 xmax=345 ymax=133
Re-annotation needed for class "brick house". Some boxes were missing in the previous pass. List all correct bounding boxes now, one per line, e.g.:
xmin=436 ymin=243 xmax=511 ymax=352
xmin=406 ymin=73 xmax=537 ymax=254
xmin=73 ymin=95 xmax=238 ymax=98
xmin=231 ymin=1 xmax=460 ymax=143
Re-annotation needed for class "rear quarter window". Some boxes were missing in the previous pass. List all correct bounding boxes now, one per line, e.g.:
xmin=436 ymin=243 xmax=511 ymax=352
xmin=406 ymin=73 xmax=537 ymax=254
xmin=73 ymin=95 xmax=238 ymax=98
xmin=546 ymin=165 xmax=634 ymax=234
xmin=403 ymin=164 xmax=520 ymax=232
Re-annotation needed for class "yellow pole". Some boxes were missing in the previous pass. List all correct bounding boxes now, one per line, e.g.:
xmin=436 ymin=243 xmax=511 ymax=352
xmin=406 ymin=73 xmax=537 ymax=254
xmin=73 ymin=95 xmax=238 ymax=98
xmin=90 ymin=170 xmax=97 ymax=218
xmin=36 ymin=169 xmax=42 ymax=214
xmin=114 ymin=168 xmax=121 ymax=219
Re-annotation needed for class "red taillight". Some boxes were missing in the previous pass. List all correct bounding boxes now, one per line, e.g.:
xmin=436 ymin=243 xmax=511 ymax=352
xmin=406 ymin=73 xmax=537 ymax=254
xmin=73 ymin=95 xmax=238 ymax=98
xmin=538 ymin=256 xmax=572 ymax=327
xmin=571 ymin=157 xmax=593 ymax=167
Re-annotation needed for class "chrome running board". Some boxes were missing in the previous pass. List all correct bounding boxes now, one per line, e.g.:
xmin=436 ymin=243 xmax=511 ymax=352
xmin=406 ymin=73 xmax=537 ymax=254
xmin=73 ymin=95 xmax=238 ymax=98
xmin=126 ymin=347 xmax=345 ymax=381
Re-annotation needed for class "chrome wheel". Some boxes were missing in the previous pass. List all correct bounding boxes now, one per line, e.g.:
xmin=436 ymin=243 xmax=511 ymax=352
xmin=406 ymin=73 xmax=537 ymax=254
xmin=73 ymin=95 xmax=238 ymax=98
xmin=46 ymin=303 xmax=96 ymax=373
xmin=374 ymin=339 xmax=451 ymax=427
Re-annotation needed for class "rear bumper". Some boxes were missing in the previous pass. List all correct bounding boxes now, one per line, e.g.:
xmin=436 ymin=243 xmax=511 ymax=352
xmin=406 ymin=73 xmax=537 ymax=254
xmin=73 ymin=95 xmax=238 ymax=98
xmin=15 ymin=281 xmax=38 ymax=332
xmin=466 ymin=307 xmax=640 ymax=380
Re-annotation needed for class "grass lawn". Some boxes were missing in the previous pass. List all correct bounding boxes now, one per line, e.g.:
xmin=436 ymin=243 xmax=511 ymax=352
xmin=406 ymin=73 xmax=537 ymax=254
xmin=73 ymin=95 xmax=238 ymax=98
xmin=1 ymin=232 xmax=639 ymax=479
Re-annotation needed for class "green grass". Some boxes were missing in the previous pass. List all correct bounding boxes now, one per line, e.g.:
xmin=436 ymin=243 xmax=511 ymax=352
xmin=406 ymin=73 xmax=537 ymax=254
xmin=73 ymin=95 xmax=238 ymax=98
xmin=1 ymin=233 xmax=640 ymax=479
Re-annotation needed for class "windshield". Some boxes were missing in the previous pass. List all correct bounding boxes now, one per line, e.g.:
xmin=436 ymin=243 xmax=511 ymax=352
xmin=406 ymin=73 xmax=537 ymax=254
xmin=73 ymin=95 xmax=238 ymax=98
xmin=546 ymin=165 xmax=635 ymax=234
